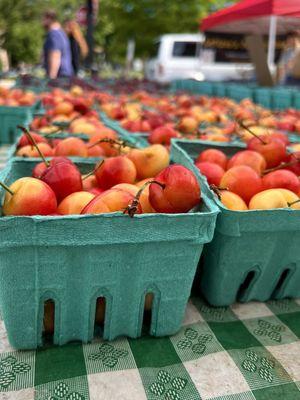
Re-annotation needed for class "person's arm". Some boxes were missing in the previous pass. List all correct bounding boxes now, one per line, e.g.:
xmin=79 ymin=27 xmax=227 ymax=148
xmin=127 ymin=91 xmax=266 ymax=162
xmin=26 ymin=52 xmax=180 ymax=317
xmin=48 ymin=50 xmax=61 ymax=79
xmin=71 ymin=21 xmax=89 ymax=58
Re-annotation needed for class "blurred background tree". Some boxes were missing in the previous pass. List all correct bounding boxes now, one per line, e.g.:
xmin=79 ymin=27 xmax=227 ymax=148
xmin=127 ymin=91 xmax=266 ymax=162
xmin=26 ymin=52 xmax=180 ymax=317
xmin=0 ymin=0 xmax=234 ymax=67
xmin=0 ymin=0 xmax=79 ymax=66
xmin=97 ymin=0 xmax=233 ymax=64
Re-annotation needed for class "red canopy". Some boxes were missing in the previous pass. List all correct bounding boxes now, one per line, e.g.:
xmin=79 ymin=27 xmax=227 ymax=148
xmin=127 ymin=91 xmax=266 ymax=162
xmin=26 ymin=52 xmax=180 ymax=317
xmin=201 ymin=0 xmax=300 ymax=34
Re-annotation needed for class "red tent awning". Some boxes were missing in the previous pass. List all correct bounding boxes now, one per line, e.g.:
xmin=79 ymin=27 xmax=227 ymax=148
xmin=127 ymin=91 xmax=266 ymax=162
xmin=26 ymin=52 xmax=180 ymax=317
xmin=201 ymin=0 xmax=300 ymax=34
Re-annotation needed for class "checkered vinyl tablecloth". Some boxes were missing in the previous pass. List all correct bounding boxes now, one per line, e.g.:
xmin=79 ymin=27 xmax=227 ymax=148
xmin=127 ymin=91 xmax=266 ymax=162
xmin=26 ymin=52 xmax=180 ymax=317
xmin=0 ymin=145 xmax=9 ymax=171
xmin=0 ymin=297 xmax=299 ymax=400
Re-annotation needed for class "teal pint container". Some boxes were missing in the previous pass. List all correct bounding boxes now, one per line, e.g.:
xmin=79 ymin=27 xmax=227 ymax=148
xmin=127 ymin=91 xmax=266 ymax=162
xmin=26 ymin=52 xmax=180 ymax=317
xmin=227 ymin=84 xmax=253 ymax=102
xmin=9 ymin=120 xmax=143 ymax=163
xmin=99 ymin=111 xmax=149 ymax=147
xmin=254 ymin=87 xmax=273 ymax=109
xmin=272 ymin=88 xmax=294 ymax=110
xmin=171 ymin=138 xmax=300 ymax=306
xmin=0 ymin=158 xmax=218 ymax=349
xmin=293 ymin=91 xmax=300 ymax=109
xmin=0 ymin=102 xmax=41 ymax=144
xmin=212 ymin=82 xmax=227 ymax=97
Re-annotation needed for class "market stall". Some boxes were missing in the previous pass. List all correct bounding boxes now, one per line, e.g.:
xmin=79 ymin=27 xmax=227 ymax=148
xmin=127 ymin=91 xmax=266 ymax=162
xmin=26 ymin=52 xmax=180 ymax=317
xmin=201 ymin=0 xmax=300 ymax=68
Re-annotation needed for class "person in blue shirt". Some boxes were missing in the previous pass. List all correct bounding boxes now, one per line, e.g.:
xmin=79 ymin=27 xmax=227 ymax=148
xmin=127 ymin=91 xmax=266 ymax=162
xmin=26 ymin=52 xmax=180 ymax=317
xmin=43 ymin=10 xmax=73 ymax=79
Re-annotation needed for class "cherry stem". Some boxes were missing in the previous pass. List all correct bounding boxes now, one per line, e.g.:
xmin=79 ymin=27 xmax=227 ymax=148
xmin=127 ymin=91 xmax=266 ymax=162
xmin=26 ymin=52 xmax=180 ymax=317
xmin=0 ymin=181 xmax=14 ymax=196
xmin=209 ymin=184 xmax=228 ymax=200
xmin=235 ymin=120 xmax=267 ymax=144
xmin=290 ymin=152 xmax=300 ymax=161
xmin=288 ymin=199 xmax=300 ymax=207
xmin=44 ymin=127 xmax=63 ymax=137
xmin=124 ymin=180 xmax=166 ymax=218
xmin=196 ymin=128 xmax=205 ymax=139
xmin=87 ymin=138 xmax=135 ymax=150
xmin=18 ymin=126 xmax=50 ymax=167
xmin=58 ymin=114 xmax=81 ymax=127
xmin=82 ymin=160 xmax=104 ymax=180
xmin=263 ymin=159 xmax=300 ymax=175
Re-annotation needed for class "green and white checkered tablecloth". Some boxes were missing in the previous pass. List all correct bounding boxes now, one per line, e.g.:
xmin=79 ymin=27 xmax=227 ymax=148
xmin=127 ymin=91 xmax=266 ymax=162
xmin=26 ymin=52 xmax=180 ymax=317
xmin=0 ymin=145 xmax=9 ymax=171
xmin=0 ymin=297 xmax=300 ymax=399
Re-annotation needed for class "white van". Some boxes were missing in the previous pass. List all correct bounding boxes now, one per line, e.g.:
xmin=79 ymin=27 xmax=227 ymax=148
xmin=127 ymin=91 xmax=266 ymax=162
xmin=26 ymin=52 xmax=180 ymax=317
xmin=145 ymin=33 xmax=254 ymax=83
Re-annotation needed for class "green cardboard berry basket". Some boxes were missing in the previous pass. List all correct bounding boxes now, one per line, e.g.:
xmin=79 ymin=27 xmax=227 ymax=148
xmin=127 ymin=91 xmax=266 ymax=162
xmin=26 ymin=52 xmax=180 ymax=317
xmin=212 ymin=82 xmax=227 ymax=97
xmin=227 ymin=84 xmax=253 ymax=102
xmin=13 ymin=85 xmax=48 ymax=95
xmin=98 ymin=111 xmax=150 ymax=147
xmin=8 ymin=135 xmax=102 ymax=165
xmin=171 ymin=138 xmax=300 ymax=306
xmin=272 ymin=88 xmax=294 ymax=110
xmin=293 ymin=91 xmax=300 ymax=109
xmin=0 ymin=100 xmax=42 ymax=145
xmin=8 ymin=121 xmax=143 ymax=164
xmin=195 ymin=81 xmax=214 ymax=96
xmin=170 ymin=80 xmax=215 ymax=96
xmin=170 ymin=79 xmax=194 ymax=93
xmin=0 ymin=158 xmax=218 ymax=349
xmin=36 ymin=131 xmax=89 ymax=140
xmin=253 ymin=87 xmax=273 ymax=109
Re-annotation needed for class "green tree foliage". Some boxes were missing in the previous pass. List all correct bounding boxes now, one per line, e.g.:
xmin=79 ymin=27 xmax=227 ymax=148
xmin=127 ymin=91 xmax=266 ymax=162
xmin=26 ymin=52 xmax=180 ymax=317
xmin=96 ymin=0 xmax=233 ymax=63
xmin=0 ymin=0 xmax=79 ymax=65
xmin=0 ymin=0 xmax=234 ymax=66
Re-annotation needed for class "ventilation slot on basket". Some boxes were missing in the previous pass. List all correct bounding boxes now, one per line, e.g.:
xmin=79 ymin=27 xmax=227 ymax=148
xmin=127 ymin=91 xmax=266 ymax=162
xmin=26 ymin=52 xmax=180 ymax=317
xmin=43 ymin=299 xmax=55 ymax=344
xmin=94 ymin=297 xmax=106 ymax=338
xmin=142 ymin=293 xmax=154 ymax=334
xmin=272 ymin=269 xmax=291 ymax=298
xmin=237 ymin=271 xmax=256 ymax=301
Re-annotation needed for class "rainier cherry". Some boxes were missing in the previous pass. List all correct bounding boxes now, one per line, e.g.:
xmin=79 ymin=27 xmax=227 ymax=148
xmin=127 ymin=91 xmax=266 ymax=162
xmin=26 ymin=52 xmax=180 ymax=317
xmin=148 ymin=126 xmax=179 ymax=146
xmin=249 ymin=189 xmax=291 ymax=210
xmin=82 ymin=188 xmax=139 ymax=214
xmin=18 ymin=132 xmax=47 ymax=148
xmin=1 ymin=177 xmax=57 ymax=216
xmin=271 ymin=131 xmax=290 ymax=146
xmin=247 ymin=135 xmax=287 ymax=169
xmin=54 ymin=137 xmax=88 ymax=157
xmin=17 ymin=127 xmax=83 ymax=203
xmin=41 ymin=159 xmax=83 ymax=202
xmin=262 ymin=169 xmax=300 ymax=194
xmin=286 ymin=151 xmax=300 ymax=176
xmin=220 ymin=166 xmax=262 ymax=203
xmin=58 ymin=191 xmax=95 ymax=215
xmin=16 ymin=143 xmax=54 ymax=157
xmin=195 ymin=161 xmax=224 ymax=186
xmin=149 ymin=165 xmax=200 ymax=213
xmin=219 ymin=190 xmax=248 ymax=211
xmin=127 ymin=144 xmax=169 ymax=180
xmin=227 ymin=150 xmax=267 ymax=175
xmin=95 ymin=156 xmax=137 ymax=189
xmin=32 ymin=157 xmax=72 ymax=178
xmin=196 ymin=149 xmax=227 ymax=169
